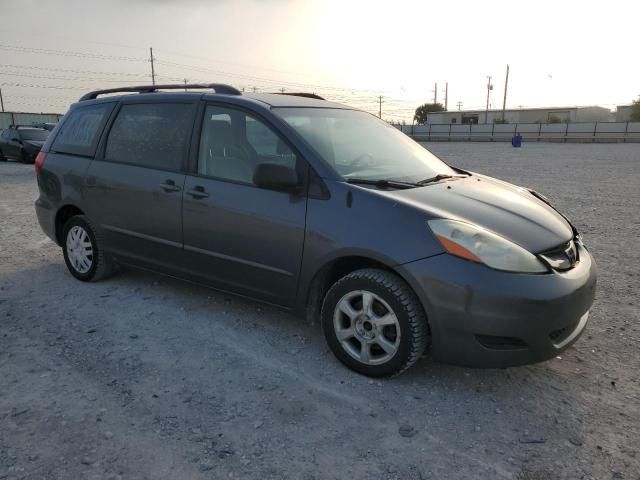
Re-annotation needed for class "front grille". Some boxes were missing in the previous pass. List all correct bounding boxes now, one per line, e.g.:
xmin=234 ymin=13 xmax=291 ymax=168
xmin=539 ymin=239 xmax=578 ymax=271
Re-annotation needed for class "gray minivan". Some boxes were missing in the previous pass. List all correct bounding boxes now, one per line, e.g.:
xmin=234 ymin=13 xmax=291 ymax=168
xmin=35 ymin=84 xmax=596 ymax=377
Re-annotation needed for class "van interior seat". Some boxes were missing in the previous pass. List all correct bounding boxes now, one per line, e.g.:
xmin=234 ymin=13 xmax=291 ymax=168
xmin=201 ymin=120 xmax=254 ymax=183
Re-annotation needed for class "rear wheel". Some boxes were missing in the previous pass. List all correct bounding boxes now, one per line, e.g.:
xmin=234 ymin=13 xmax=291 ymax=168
xmin=321 ymin=268 xmax=429 ymax=377
xmin=20 ymin=150 xmax=34 ymax=164
xmin=62 ymin=215 xmax=113 ymax=282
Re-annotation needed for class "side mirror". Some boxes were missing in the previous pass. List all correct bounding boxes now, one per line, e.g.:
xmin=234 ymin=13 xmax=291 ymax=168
xmin=253 ymin=163 xmax=299 ymax=191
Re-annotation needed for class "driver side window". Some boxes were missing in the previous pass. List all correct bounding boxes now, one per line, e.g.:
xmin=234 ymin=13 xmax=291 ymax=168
xmin=198 ymin=106 xmax=297 ymax=185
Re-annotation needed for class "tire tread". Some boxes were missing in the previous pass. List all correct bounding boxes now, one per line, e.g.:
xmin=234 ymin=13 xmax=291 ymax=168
xmin=63 ymin=215 xmax=113 ymax=282
xmin=321 ymin=268 xmax=429 ymax=377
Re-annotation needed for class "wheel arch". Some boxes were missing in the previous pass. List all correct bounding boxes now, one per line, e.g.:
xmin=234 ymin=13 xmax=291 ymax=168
xmin=302 ymin=254 xmax=425 ymax=325
xmin=54 ymin=204 xmax=86 ymax=245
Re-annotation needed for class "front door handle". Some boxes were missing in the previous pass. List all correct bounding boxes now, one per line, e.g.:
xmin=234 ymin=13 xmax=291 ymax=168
xmin=186 ymin=186 xmax=209 ymax=199
xmin=159 ymin=180 xmax=181 ymax=193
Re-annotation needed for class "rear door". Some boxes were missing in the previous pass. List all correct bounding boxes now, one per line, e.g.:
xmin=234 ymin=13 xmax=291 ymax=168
xmin=181 ymin=104 xmax=308 ymax=307
xmin=85 ymin=100 xmax=197 ymax=269
xmin=5 ymin=129 xmax=21 ymax=158
xmin=0 ymin=129 xmax=11 ymax=157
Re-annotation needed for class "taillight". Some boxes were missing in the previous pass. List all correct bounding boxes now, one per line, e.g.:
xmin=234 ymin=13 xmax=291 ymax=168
xmin=35 ymin=152 xmax=47 ymax=174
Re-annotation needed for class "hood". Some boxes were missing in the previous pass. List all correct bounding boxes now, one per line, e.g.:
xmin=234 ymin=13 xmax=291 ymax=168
xmin=381 ymin=174 xmax=573 ymax=253
xmin=24 ymin=140 xmax=45 ymax=149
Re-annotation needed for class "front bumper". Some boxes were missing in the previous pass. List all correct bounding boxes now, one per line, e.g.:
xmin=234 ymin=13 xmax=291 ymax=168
xmin=398 ymin=244 xmax=597 ymax=368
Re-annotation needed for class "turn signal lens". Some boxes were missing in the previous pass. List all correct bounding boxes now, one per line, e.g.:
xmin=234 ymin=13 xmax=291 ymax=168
xmin=428 ymin=219 xmax=548 ymax=273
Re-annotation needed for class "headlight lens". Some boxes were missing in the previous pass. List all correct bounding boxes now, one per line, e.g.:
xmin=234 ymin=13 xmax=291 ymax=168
xmin=428 ymin=219 xmax=548 ymax=273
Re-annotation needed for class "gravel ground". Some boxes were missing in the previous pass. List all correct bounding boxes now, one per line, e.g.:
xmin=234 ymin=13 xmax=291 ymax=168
xmin=1 ymin=142 xmax=639 ymax=480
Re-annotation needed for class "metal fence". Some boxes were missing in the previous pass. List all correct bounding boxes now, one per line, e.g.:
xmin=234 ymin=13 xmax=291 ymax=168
xmin=396 ymin=122 xmax=640 ymax=143
xmin=0 ymin=112 xmax=63 ymax=131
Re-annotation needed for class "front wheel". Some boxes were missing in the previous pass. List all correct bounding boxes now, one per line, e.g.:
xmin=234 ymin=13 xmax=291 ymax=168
xmin=62 ymin=215 xmax=113 ymax=282
xmin=321 ymin=268 xmax=429 ymax=377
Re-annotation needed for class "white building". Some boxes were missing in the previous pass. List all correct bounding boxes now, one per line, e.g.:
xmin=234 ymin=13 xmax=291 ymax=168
xmin=426 ymin=106 xmax=612 ymax=125
xmin=615 ymin=105 xmax=634 ymax=122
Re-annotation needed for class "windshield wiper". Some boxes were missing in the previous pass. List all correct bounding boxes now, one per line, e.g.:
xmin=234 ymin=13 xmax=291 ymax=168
xmin=346 ymin=178 xmax=419 ymax=189
xmin=416 ymin=173 xmax=467 ymax=185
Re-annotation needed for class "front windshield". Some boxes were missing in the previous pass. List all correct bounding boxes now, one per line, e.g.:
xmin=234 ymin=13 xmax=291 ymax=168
xmin=274 ymin=108 xmax=456 ymax=182
xmin=19 ymin=129 xmax=49 ymax=142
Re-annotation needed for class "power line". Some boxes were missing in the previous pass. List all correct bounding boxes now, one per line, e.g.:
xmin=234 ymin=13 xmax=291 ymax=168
xmin=154 ymin=58 xmax=385 ymax=95
xmin=0 ymin=63 xmax=152 ymax=79
xmin=0 ymin=42 xmax=414 ymax=118
xmin=0 ymin=82 xmax=86 ymax=91
xmin=0 ymin=43 xmax=147 ymax=62
xmin=0 ymin=71 xmax=149 ymax=84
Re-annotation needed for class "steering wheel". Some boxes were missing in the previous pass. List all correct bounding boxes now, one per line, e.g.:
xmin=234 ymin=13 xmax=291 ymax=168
xmin=351 ymin=153 xmax=375 ymax=168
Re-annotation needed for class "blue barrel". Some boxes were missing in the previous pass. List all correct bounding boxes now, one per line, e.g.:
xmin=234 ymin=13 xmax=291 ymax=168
xmin=511 ymin=134 xmax=523 ymax=147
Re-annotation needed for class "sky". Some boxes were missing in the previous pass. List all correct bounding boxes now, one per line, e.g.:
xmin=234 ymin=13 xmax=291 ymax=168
xmin=0 ymin=0 xmax=637 ymax=122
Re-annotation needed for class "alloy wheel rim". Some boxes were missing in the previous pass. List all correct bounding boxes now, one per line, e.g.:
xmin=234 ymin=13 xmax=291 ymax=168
xmin=333 ymin=289 xmax=401 ymax=365
xmin=66 ymin=226 xmax=93 ymax=274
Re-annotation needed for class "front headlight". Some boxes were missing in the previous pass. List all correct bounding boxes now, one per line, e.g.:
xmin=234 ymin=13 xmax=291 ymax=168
xmin=428 ymin=219 xmax=548 ymax=273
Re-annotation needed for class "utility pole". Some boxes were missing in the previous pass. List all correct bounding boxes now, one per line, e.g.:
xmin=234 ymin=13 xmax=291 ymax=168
xmin=456 ymin=101 xmax=463 ymax=111
xmin=149 ymin=47 xmax=156 ymax=86
xmin=433 ymin=82 xmax=438 ymax=104
xmin=280 ymin=87 xmax=285 ymax=94
xmin=0 ymin=88 xmax=4 ymax=113
xmin=378 ymin=95 xmax=383 ymax=118
xmin=444 ymin=82 xmax=449 ymax=111
xmin=184 ymin=79 xmax=188 ymax=91
xmin=485 ymin=75 xmax=493 ymax=124
xmin=252 ymin=86 xmax=257 ymax=93
xmin=501 ymin=64 xmax=510 ymax=122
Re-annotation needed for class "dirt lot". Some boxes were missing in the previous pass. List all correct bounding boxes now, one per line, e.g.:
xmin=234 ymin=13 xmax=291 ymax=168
xmin=1 ymin=142 xmax=639 ymax=480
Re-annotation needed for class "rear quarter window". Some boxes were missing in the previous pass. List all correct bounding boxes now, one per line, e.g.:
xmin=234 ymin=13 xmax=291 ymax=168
xmin=52 ymin=103 xmax=114 ymax=156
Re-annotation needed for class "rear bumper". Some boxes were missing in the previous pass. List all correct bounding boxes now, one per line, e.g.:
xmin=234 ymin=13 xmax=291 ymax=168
xmin=397 ymin=244 xmax=597 ymax=368
xmin=35 ymin=197 xmax=58 ymax=245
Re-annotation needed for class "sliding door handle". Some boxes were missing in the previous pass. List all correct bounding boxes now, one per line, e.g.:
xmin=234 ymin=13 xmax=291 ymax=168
xmin=186 ymin=186 xmax=209 ymax=199
xmin=159 ymin=180 xmax=182 ymax=193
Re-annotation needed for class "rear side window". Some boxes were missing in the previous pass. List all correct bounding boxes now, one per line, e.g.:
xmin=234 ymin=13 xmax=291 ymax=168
xmin=52 ymin=103 xmax=114 ymax=156
xmin=105 ymin=103 xmax=193 ymax=171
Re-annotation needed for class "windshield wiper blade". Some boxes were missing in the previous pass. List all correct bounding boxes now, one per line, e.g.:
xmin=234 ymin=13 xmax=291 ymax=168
xmin=416 ymin=174 xmax=466 ymax=185
xmin=346 ymin=178 xmax=419 ymax=189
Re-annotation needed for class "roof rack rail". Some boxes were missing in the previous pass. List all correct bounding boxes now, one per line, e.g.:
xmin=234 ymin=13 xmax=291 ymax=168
xmin=273 ymin=92 xmax=326 ymax=101
xmin=79 ymin=83 xmax=242 ymax=101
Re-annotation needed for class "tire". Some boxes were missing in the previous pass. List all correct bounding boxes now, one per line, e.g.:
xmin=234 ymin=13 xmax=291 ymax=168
xmin=0 ymin=149 xmax=6 ymax=161
xmin=321 ymin=268 xmax=429 ymax=377
xmin=62 ymin=215 xmax=113 ymax=282
xmin=20 ymin=150 xmax=34 ymax=164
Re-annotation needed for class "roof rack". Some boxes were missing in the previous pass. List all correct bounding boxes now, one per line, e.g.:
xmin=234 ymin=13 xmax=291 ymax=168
xmin=273 ymin=92 xmax=326 ymax=101
xmin=79 ymin=83 xmax=242 ymax=101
